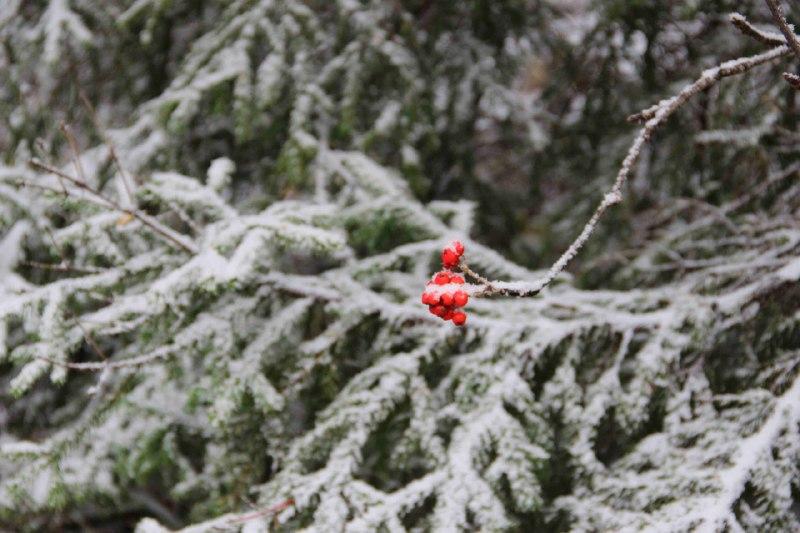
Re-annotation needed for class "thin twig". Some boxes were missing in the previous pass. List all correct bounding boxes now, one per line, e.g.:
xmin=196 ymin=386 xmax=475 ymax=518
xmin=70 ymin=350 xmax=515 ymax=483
xmin=26 ymin=160 xmax=118 ymax=208
xmin=7 ymin=178 xmax=89 ymax=203
xmin=628 ymin=45 xmax=789 ymax=124
xmin=784 ymin=71 xmax=800 ymax=88
xmin=77 ymin=89 xmax=137 ymax=202
xmin=12 ymin=177 xmax=116 ymax=211
xmin=43 ymin=225 xmax=66 ymax=258
xmin=75 ymin=321 xmax=109 ymax=361
xmin=730 ymin=13 xmax=785 ymax=46
xmin=32 ymin=141 xmax=69 ymax=197
xmin=765 ymin=0 xmax=800 ymax=60
xmin=28 ymin=158 xmax=198 ymax=253
xmin=471 ymin=45 xmax=790 ymax=298
xmin=722 ymin=162 xmax=800 ymax=214
xmin=458 ymin=262 xmax=492 ymax=285
xmin=166 ymin=199 xmax=202 ymax=234
xmin=59 ymin=122 xmax=88 ymax=185
xmin=676 ymin=197 xmax=740 ymax=235
xmin=21 ymin=260 xmax=106 ymax=275
xmin=33 ymin=346 xmax=173 ymax=371
xmin=40 ymin=222 xmax=109 ymax=275
xmin=228 ymin=498 xmax=295 ymax=525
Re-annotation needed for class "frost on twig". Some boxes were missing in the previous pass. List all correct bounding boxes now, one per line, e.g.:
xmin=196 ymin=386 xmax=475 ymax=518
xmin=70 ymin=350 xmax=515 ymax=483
xmin=751 ymin=1 xmax=800 ymax=89
xmin=441 ymin=42 xmax=789 ymax=301
xmin=764 ymin=0 xmax=800 ymax=60
xmin=730 ymin=12 xmax=785 ymax=46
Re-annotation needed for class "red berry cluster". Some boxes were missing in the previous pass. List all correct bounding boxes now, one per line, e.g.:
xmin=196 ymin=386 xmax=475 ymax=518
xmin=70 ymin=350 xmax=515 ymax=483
xmin=421 ymin=241 xmax=469 ymax=326
xmin=441 ymin=240 xmax=464 ymax=268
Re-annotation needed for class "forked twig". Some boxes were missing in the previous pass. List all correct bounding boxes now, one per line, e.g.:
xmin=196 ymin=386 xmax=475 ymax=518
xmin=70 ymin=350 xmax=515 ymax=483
xmin=765 ymin=0 xmax=800 ymax=60
xmin=28 ymin=158 xmax=198 ymax=253
xmin=764 ymin=0 xmax=800 ymax=89
xmin=465 ymin=44 xmax=790 ymax=298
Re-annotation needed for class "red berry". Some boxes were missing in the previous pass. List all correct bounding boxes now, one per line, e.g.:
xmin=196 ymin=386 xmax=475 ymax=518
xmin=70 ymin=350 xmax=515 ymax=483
xmin=441 ymin=292 xmax=454 ymax=306
xmin=442 ymin=309 xmax=455 ymax=321
xmin=430 ymin=305 xmax=446 ymax=317
xmin=422 ymin=292 xmax=438 ymax=305
xmin=451 ymin=275 xmax=464 ymax=284
xmin=442 ymin=249 xmax=459 ymax=268
xmin=453 ymin=291 xmax=468 ymax=307
xmin=453 ymin=241 xmax=464 ymax=256
xmin=434 ymin=272 xmax=450 ymax=285
xmin=451 ymin=311 xmax=467 ymax=326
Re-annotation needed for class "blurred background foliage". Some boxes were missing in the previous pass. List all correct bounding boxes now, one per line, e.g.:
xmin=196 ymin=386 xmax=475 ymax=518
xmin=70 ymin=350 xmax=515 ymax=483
xmin=2 ymin=0 xmax=793 ymax=278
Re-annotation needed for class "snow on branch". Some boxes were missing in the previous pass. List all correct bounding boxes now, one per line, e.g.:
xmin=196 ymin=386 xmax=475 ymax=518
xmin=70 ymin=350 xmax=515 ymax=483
xmin=2 ymin=2 xmax=800 ymax=532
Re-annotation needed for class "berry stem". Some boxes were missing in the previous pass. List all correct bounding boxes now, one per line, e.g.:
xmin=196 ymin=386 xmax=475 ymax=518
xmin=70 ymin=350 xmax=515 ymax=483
xmin=458 ymin=262 xmax=492 ymax=286
xmin=459 ymin=261 xmax=545 ymax=298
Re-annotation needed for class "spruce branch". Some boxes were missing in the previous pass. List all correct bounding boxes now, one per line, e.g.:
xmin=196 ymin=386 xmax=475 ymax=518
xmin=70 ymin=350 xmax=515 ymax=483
xmin=679 ymin=370 xmax=800 ymax=533
xmin=5 ymin=3 xmax=800 ymax=531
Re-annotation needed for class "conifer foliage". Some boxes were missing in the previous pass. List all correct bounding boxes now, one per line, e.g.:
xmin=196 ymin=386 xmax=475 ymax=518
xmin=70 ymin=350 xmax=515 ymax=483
xmin=2 ymin=1 xmax=800 ymax=531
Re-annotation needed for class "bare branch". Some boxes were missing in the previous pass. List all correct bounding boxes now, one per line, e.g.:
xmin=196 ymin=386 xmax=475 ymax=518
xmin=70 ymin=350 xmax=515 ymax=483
xmin=77 ymin=88 xmax=137 ymax=204
xmin=28 ymin=158 xmax=199 ymax=254
xmin=27 ymin=159 xmax=116 ymax=207
xmin=783 ymin=71 xmax=800 ymax=88
xmin=472 ymin=46 xmax=790 ymax=298
xmin=730 ymin=12 xmax=785 ymax=46
xmin=458 ymin=262 xmax=492 ymax=285
xmin=59 ymin=122 xmax=88 ymax=185
xmin=165 ymin=199 xmax=202 ymax=234
xmin=33 ymin=346 xmax=173 ymax=371
xmin=21 ymin=260 xmax=106 ymax=275
xmin=9 ymin=177 xmax=110 ymax=209
xmin=765 ymin=0 xmax=800 ymax=60
xmin=628 ymin=45 xmax=790 ymax=124
xmin=227 ymin=498 xmax=295 ymax=525
xmin=42 ymin=224 xmax=66 ymax=259
xmin=525 ymin=45 xmax=791 ymax=296
xmin=75 ymin=321 xmax=109 ymax=361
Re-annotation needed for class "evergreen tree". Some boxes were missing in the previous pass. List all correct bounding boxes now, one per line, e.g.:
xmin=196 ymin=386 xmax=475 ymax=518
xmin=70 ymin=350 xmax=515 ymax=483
xmin=1 ymin=1 xmax=800 ymax=531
